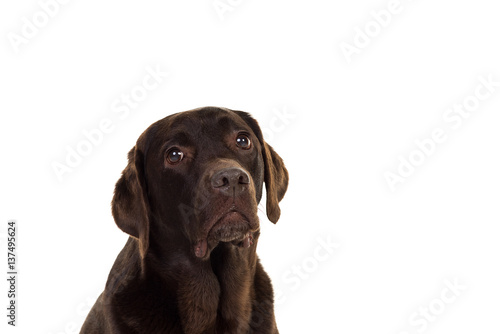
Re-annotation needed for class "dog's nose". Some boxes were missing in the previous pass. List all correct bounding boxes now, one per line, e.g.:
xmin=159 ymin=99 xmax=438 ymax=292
xmin=211 ymin=167 xmax=250 ymax=197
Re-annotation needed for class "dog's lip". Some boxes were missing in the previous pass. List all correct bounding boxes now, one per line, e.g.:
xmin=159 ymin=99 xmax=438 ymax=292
xmin=208 ymin=210 xmax=249 ymax=238
xmin=193 ymin=207 xmax=258 ymax=258
xmin=207 ymin=206 xmax=251 ymax=234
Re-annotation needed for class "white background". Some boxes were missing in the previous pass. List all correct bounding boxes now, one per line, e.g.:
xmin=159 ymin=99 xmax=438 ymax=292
xmin=1 ymin=0 xmax=500 ymax=333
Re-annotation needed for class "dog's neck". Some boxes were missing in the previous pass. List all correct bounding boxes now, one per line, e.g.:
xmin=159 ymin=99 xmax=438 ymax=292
xmin=104 ymin=219 xmax=260 ymax=333
xmin=145 ymin=231 xmax=260 ymax=334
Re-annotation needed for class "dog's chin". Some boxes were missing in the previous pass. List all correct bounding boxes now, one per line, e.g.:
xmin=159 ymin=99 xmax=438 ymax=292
xmin=193 ymin=211 xmax=259 ymax=259
xmin=209 ymin=211 xmax=251 ymax=242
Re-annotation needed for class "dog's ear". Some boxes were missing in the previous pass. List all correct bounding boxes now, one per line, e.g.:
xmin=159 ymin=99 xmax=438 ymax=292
xmin=111 ymin=141 xmax=150 ymax=258
xmin=233 ymin=110 xmax=289 ymax=223
xmin=261 ymin=141 xmax=289 ymax=223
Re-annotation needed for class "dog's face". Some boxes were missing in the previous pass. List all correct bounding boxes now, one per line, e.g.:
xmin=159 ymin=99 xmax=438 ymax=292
xmin=111 ymin=107 xmax=288 ymax=260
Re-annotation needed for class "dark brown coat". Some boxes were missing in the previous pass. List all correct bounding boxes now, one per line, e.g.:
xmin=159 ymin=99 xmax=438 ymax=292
xmin=80 ymin=107 xmax=288 ymax=334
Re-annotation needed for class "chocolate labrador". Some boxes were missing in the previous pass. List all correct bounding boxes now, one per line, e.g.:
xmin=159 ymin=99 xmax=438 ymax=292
xmin=80 ymin=107 xmax=288 ymax=334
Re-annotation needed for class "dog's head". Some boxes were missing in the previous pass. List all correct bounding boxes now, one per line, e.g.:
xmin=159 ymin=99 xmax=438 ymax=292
xmin=111 ymin=107 xmax=288 ymax=260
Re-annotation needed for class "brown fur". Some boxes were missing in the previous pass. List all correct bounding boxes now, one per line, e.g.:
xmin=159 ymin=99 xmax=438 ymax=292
xmin=80 ymin=107 xmax=288 ymax=334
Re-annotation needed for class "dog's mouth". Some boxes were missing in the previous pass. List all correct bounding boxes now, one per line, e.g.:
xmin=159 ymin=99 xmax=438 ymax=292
xmin=193 ymin=209 xmax=258 ymax=259
xmin=209 ymin=211 xmax=250 ymax=241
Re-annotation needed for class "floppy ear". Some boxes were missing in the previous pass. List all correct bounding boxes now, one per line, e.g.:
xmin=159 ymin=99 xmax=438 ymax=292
xmin=261 ymin=142 xmax=289 ymax=223
xmin=111 ymin=145 xmax=150 ymax=258
xmin=232 ymin=110 xmax=289 ymax=223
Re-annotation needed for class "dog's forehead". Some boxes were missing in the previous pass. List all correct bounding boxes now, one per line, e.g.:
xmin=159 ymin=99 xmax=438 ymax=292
xmin=155 ymin=108 xmax=251 ymax=142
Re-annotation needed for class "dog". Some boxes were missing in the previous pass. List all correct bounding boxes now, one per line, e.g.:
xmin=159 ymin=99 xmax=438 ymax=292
xmin=80 ymin=107 xmax=288 ymax=334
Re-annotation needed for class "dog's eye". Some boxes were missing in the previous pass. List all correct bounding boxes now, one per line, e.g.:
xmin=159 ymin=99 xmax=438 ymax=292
xmin=165 ymin=148 xmax=184 ymax=164
xmin=236 ymin=134 xmax=251 ymax=150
